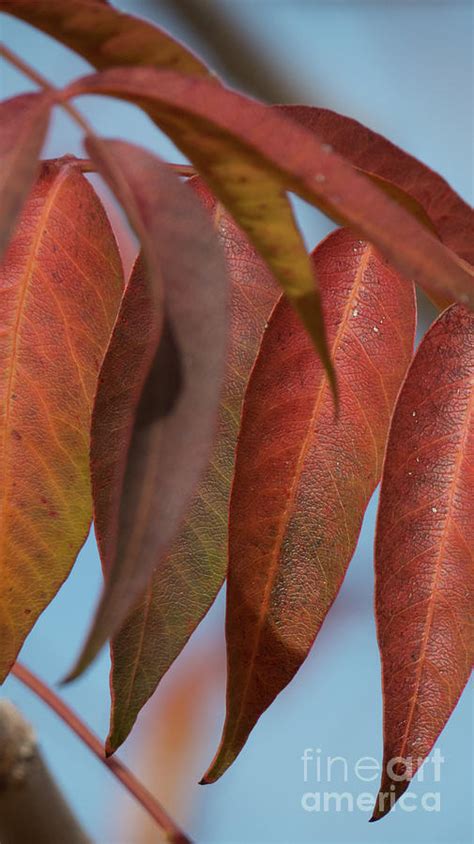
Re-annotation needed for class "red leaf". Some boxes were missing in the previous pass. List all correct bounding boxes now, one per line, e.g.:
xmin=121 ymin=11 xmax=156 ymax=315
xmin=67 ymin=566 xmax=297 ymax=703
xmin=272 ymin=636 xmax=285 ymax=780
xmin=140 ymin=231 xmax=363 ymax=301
xmin=0 ymin=0 xmax=209 ymax=77
xmin=0 ymin=158 xmax=123 ymax=681
xmin=371 ymin=304 xmax=473 ymax=820
xmin=66 ymin=146 xmax=229 ymax=680
xmin=280 ymin=105 xmax=474 ymax=267
xmin=203 ymin=228 xmax=417 ymax=782
xmin=0 ymin=92 xmax=52 ymax=259
xmin=107 ymin=179 xmax=279 ymax=752
xmin=66 ymin=69 xmax=474 ymax=350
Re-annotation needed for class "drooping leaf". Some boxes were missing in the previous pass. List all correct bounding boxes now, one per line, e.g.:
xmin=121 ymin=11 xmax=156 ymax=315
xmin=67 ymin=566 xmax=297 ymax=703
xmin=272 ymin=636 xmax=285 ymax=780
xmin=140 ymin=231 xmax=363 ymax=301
xmin=371 ymin=304 xmax=473 ymax=821
xmin=66 ymin=69 xmax=474 ymax=369
xmin=107 ymin=179 xmax=279 ymax=752
xmin=85 ymin=135 xmax=163 ymax=315
xmin=66 ymin=145 xmax=229 ymax=680
xmin=0 ymin=158 xmax=123 ymax=681
xmin=279 ymin=105 xmax=474 ymax=267
xmin=203 ymin=228 xmax=417 ymax=782
xmin=0 ymin=92 xmax=52 ymax=260
xmin=0 ymin=0 xmax=209 ymax=77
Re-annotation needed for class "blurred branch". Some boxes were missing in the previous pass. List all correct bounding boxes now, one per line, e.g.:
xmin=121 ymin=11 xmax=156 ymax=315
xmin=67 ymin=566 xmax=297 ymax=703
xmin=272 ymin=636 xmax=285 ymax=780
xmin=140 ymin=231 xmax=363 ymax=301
xmin=0 ymin=700 xmax=90 ymax=844
xmin=150 ymin=0 xmax=304 ymax=103
xmin=11 ymin=663 xmax=192 ymax=844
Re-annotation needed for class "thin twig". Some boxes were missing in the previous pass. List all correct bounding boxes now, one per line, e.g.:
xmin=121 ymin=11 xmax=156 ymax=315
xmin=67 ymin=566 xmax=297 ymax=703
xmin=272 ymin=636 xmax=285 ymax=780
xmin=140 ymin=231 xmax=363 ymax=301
xmin=40 ymin=157 xmax=196 ymax=178
xmin=11 ymin=663 xmax=192 ymax=844
xmin=0 ymin=42 xmax=93 ymax=132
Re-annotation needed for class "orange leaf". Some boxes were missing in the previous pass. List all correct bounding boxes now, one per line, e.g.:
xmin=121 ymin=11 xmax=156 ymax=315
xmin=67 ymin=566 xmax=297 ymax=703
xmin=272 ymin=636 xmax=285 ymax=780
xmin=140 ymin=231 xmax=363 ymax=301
xmin=203 ymin=228 xmax=417 ymax=782
xmin=0 ymin=158 xmax=123 ymax=680
xmin=0 ymin=92 xmax=52 ymax=259
xmin=107 ymin=179 xmax=279 ymax=752
xmin=0 ymin=0 xmax=209 ymax=76
xmin=65 ymin=148 xmax=230 ymax=681
xmin=371 ymin=304 xmax=473 ymax=820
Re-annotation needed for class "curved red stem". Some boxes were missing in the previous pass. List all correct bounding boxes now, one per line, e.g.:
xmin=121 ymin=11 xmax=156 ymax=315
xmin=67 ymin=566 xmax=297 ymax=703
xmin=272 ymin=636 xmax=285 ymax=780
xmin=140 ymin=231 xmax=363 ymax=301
xmin=11 ymin=662 xmax=192 ymax=844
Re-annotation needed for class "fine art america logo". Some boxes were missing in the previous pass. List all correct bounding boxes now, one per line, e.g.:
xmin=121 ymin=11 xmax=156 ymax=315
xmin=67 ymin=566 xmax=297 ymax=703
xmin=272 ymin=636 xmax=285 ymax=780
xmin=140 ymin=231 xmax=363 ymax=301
xmin=301 ymin=747 xmax=444 ymax=814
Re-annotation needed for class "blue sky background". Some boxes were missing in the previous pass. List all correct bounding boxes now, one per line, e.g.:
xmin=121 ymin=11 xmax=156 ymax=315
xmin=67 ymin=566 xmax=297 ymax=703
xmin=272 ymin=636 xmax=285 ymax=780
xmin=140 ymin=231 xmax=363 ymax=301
xmin=0 ymin=2 xmax=472 ymax=842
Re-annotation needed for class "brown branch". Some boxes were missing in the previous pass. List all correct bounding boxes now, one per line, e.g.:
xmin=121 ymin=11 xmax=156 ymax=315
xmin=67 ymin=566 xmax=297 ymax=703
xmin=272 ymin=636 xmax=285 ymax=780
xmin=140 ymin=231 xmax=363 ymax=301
xmin=0 ymin=699 xmax=91 ymax=844
xmin=11 ymin=664 xmax=192 ymax=844
xmin=150 ymin=0 xmax=304 ymax=103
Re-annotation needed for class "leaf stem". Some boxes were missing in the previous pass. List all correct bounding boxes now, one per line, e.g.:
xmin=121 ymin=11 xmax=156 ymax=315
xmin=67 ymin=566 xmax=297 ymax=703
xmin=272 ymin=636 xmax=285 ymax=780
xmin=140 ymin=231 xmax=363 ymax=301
xmin=11 ymin=662 xmax=192 ymax=844
xmin=42 ymin=157 xmax=196 ymax=178
xmin=0 ymin=42 xmax=93 ymax=132
xmin=0 ymin=44 xmax=198 ymax=179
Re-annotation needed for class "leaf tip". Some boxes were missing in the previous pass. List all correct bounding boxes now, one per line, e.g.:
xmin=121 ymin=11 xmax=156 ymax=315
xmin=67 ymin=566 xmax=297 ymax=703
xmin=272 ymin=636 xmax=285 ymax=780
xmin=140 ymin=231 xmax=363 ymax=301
xmin=199 ymin=749 xmax=230 ymax=785
xmin=369 ymin=779 xmax=410 ymax=822
xmin=58 ymin=669 xmax=79 ymax=687
xmin=199 ymin=765 xmax=221 ymax=786
xmin=105 ymin=720 xmax=127 ymax=758
xmin=369 ymin=802 xmax=386 ymax=823
xmin=294 ymin=288 xmax=339 ymax=408
xmin=104 ymin=741 xmax=116 ymax=759
xmin=60 ymin=651 xmax=92 ymax=686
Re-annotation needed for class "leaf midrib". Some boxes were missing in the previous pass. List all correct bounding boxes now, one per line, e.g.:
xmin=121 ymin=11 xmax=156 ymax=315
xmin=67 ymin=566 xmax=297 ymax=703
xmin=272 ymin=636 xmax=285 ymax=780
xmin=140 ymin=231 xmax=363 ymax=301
xmin=395 ymin=377 xmax=473 ymax=763
xmin=227 ymin=243 xmax=372 ymax=748
xmin=0 ymin=166 xmax=69 ymax=589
